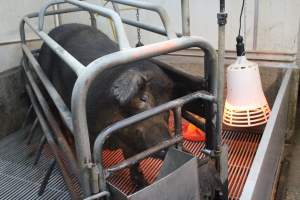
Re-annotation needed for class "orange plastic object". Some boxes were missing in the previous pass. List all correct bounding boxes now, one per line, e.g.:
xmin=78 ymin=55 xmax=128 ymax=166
xmin=169 ymin=114 xmax=206 ymax=142
xmin=182 ymin=123 xmax=206 ymax=142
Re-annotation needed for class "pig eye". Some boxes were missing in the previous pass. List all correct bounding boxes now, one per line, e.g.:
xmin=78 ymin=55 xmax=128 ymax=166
xmin=140 ymin=94 xmax=148 ymax=102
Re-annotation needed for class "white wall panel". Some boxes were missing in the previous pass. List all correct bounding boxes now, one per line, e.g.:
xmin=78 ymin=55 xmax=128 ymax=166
xmin=0 ymin=0 xmax=55 ymax=71
xmin=0 ymin=0 xmax=55 ymax=42
xmin=256 ymin=0 xmax=300 ymax=52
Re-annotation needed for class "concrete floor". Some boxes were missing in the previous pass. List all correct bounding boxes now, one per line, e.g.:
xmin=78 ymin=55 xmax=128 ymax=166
xmin=277 ymin=103 xmax=300 ymax=200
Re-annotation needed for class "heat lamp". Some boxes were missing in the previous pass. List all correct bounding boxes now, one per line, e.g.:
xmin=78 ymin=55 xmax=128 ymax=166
xmin=223 ymin=36 xmax=271 ymax=127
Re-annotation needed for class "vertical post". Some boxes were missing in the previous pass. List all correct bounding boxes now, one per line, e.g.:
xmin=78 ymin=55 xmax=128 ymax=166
xmin=90 ymin=12 xmax=97 ymax=28
xmin=52 ymin=4 xmax=62 ymax=27
xmin=253 ymin=0 xmax=259 ymax=50
xmin=217 ymin=0 xmax=226 ymax=149
xmin=181 ymin=0 xmax=190 ymax=36
xmin=174 ymin=107 xmax=183 ymax=150
xmin=217 ymin=0 xmax=228 ymax=198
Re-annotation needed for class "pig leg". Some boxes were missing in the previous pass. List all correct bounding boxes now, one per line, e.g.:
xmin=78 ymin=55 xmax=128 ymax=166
xmin=122 ymin=149 xmax=148 ymax=190
xmin=130 ymin=163 xmax=149 ymax=190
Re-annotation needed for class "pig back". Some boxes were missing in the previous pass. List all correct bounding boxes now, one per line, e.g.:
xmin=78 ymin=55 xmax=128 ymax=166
xmin=37 ymin=23 xmax=173 ymax=144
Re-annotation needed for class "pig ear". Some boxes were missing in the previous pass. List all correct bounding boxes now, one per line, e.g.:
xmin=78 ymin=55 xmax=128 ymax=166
xmin=111 ymin=69 xmax=147 ymax=105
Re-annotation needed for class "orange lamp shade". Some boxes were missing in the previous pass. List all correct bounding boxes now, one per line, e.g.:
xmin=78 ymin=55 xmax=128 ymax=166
xmin=223 ymin=56 xmax=271 ymax=127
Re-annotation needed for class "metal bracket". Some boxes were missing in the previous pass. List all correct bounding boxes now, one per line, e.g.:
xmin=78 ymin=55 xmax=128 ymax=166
xmin=201 ymin=148 xmax=221 ymax=158
xmin=83 ymin=191 xmax=110 ymax=200
xmin=217 ymin=13 xmax=228 ymax=26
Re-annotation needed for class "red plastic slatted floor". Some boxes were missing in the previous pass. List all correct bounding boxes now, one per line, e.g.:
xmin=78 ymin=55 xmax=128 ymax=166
xmin=103 ymin=129 xmax=262 ymax=199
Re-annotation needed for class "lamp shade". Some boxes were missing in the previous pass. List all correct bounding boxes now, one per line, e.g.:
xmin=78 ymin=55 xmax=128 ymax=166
xmin=223 ymin=56 xmax=271 ymax=127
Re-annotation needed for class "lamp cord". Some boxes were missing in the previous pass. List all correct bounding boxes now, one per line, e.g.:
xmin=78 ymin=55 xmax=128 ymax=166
xmin=236 ymin=0 xmax=246 ymax=56
xmin=238 ymin=0 xmax=245 ymax=37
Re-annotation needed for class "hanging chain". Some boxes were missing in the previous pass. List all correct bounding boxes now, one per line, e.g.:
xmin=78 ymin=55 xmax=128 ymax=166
xmin=136 ymin=8 xmax=144 ymax=47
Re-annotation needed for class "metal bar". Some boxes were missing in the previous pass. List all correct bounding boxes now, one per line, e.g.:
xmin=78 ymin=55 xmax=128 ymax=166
xmin=26 ymin=118 xmax=39 ymax=145
xmin=52 ymin=4 xmax=62 ymax=27
xmin=38 ymin=159 xmax=57 ymax=196
xmin=181 ymin=0 xmax=190 ymax=36
xmin=174 ymin=107 xmax=183 ymax=150
xmin=34 ymin=135 xmax=47 ymax=165
xmin=23 ymin=60 xmax=79 ymax=178
xmin=253 ymin=0 xmax=259 ymax=50
xmin=19 ymin=7 xmax=106 ymax=44
xmin=22 ymin=105 xmax=33 ymax=129
xmin=22 ymin=44 xmax=74 ymax=133
xmin=27 ymin=7 xmax=83 ymax=18
xmin=19 ymin=8 xmax=89 ymax=44
xmin=105 ymin=0 xmax=177 ymax=39
xmin=182 ymin=110 xmax=205 ymax=131
xmin=110 ymin=1 xmax=121 ymax=14
xmin=26 ymin=7 xmax=97 ymax=29
xmin=38 ymin=0 xmax=131 ymax=50
xmin=89 ymin=11 xmax=97 ymax=28
xmin=121 ymin=18 xmax=182 ymax=38
xmin=26 ymin=85 xmax=80 ymax=199
xmin=107 ymin=135 xmax=183 ymax=174
xmin=38 ymin=0 xmax=65 ymax=30
xmin=0 ymin=38 xmax=40 ymax=46
xmin=217 ymin=0 xmax=227 ymax=194
xmin=217 ymin=0 xmax=226 ymax=152
xmin=110 ymin=0 xmax=175 ymax=42
xmin=67 ymin=0 xmax=131 ymax=49
xmin=83 ymin=191 xmax=110 ymax=200
xmin=174 ymin=107 xmax=182 ymax=137
xmin=23 ymin=17 xmax=85 ymax=75
xmin=72 ymin=36 xmax=217 ymax=195
xmin=93 ymin=91 xmax=214 ymax=192
xmin=19 ymin=7 xmax=84 ymax=44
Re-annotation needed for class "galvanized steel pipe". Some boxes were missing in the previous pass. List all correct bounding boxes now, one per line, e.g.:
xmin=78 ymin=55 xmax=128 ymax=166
xmin=22 ymin=44 xmax=74 ymax=133
xmin=93 ymin=91 xmax=215 ymax=191
xmin=105 ymin=0 xmax=177 ymax=39
xmin=181 ymin=0 xmax=190 ymax=36
xmin=71 ymin=36 xmax=218 ymax=195
xmin=38 ymin=0 xmax=131 ymax=50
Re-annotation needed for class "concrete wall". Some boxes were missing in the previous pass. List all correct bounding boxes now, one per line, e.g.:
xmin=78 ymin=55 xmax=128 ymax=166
xmin=0 ymin=67 xmax=29 ymax=138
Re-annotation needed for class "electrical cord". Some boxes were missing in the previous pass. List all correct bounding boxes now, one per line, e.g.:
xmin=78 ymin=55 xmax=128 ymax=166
xmin=238 ymin=0 xmax=245 ymax=37
xmin=236 ymin=0 xmax=246 ymax=56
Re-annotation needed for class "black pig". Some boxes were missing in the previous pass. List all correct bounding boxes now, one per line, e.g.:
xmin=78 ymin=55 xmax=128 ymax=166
xmin=38 ymin=23 xmax=173 ymax=188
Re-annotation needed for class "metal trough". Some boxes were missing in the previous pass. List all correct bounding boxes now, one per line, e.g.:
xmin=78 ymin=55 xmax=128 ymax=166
xmin=107 ymin=148 xmax=204 ymax=200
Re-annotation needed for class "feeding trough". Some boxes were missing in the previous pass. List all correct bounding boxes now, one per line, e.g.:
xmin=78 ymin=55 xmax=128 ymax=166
xmin=107 ymin=148 xmax=208 ymax=200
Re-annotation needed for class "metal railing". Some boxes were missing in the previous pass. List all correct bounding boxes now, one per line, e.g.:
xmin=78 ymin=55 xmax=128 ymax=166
xmin=20 ymin=0 xmax=223 ymax=198
xmin=104 ymin=0 xmax=177 ymax=39
xmin=93 ymin=91 xmax=215 ymax=192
